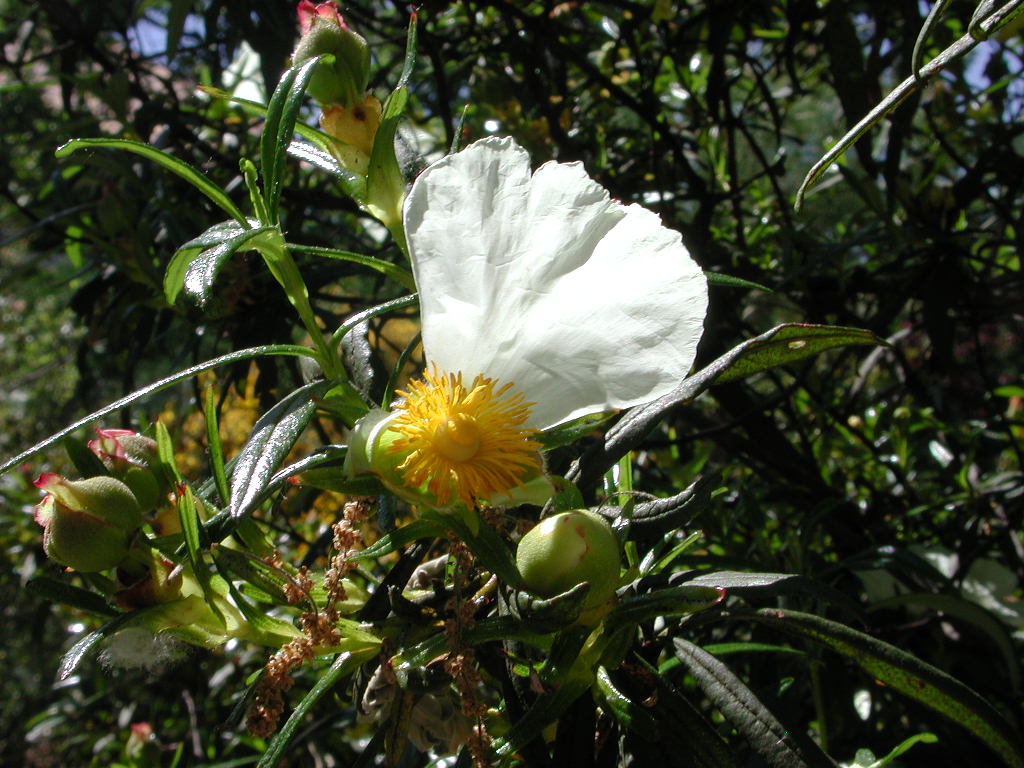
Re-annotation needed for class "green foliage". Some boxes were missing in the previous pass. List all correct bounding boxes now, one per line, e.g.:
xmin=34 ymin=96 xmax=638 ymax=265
xmin=1 ymin=1 xmax=1023 ymax=767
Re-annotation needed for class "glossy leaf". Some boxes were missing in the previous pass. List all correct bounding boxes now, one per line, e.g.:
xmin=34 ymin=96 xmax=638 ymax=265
xmin=228 ymin=379 xmax=333 ymax=518
xmin=0 ymin=343 xmax=323 ymax=476
xmin=167 ymin=225 xmax=273 ymax=307
xmin=260 ymin=58 xmax=320 ymax=224
xmin=59 ymin=613 xmax=134 ymax=680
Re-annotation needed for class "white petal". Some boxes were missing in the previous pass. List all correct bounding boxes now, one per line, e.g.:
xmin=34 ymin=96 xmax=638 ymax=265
xmin=403 ymin=136 xmax=708 ymax=429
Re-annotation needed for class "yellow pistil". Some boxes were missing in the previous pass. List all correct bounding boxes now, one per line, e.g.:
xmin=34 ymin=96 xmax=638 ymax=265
xmin=388 ymin=365 xmax=542 ymax=508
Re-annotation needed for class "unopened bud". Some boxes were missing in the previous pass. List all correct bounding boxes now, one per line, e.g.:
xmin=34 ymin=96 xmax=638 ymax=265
xmin=33 ymin=474 xmax=142 ymax=572
xmin=515 ymin=510 xmax=620 ymax=610
xmin=88 ymin=428 xmax=162 ymax=508
xmin=293 ymin=0 xmax=370 ymax=107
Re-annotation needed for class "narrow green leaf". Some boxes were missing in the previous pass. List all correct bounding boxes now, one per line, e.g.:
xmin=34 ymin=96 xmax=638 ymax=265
xmin=713 ymin=324 xmax=884 ymax=384
xmin=155 ymin=420 xmax=184 ymax=486
xmin=286 ymin=141 xmax=366 ymax=200
xmin=164 ymin=220 xmax=251 ymax=304
xmin=393 ymin=615 xmax=548 ymax=674
xmin=595 ymin=666 xmax=660 ymax=742
xmin=213 ymin=546 xmax=291 ymax=605
xmin=289 ymin=243 xmax=416 ymax=291
xmin=870 ymin=732 xmax=939 ymax=767
xmin=59 ymin=612 xmax=134 ymax=680
xmin=330 ymin=294 xmax=418 ymax=350
xmin=257 ymin=648 xmax=378 ymax=768
xmin=495 ymin=677 xmax=593 ymax=758
xmin=605 ymin=584 xmax=724 ymax=630
xmin=56 ymin=138 xmax=247 ymax=225
xmin=570 ymin=324 xmax=884 ymax=491
xmin=673 ymin=637 xmax=835 ymax=768
xmin=871 ymin=592 xmax=1021 ymax=694
xmin=0 ymin=344 xmax=317 ymax=476
xmin=684 ymin=570 xmax=864 ymax=621
xmin=429 ymin=509 xmax=524 ymax=589
xmin=347 ymin=518 xmax=445 ymax=561
xmin=641 ymin=658 xmax=740 ymax=768
xmin=707 ymin=271 xmax=772 ymax=293
xmin=261 ymin=58 xmax=319 ymax=223
xmin=204 ymin=387 xmax=231 ymax=507
xmin=382 ymin=330 xmax=421 ymax=407
xmin=794 ymin=2 xmax=1024 ymax=211
xmin=175 ymin=484 xmax=213 ymax=597
xmin=229 ymin=379 xmax=333 ymax=518
xmin=536 ymin=410 xmax=617 ymax=449
xmin=749 ymin=608 xmax=1024 ymax=768
xmin=27 ymin=577 xmax=119 ymax=617
xmin=181 ymin=226 xmax=274 ymax=307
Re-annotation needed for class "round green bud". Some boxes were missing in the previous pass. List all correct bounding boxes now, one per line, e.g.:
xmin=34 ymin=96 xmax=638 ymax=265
xmin=33 ymin=474 xmax=143 ymax=572
xmin=515 ymin=510 xmax=620 ymax=610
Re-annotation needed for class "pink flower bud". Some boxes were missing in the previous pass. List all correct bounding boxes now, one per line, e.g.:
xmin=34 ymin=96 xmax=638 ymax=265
xmin=293 ymin=0 xmax=370 ymax=107
xmin=88 ymin=428 xmax=162 ymax=508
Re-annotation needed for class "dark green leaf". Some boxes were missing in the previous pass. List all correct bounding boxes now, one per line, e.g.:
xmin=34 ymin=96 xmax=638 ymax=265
xmin=605 ymin=584 xmax=724 ymax=630
xmin=229 ymin=379 xmax=333 ymax=518
xmin=177 ymin=226 xmax=274 ymax=307
xmin=59 ymin=613 xmax=134 ymax=680
xmin=27 ymin=577 xmax=119 ymax=617
xmin=257 ymin=648 xmax=378 ymax=768
xmin=707 ymin=271 xmax=772 ymax=293
xmin=261 ymin=58 xmax=319 ymax=223
xmin=683 ymin=570 xmax=865 ymax=622
xmin=56 ymin=139 xmax=247 ymax=225
xmin=714 ymin=324 xmax=883 ymax=384
xmin=429 ymin=509 xmax=524 ymax=589
xmin=673 ymin=638 xmax=835 ymax=768
xmin=347 ymin=518 xmax=445 ymax=561
xmin=749 ymin=608 xmax=1024 ymax=768
xmin=570 ymin=324 xmax=884 ymax=490
xmin=289 ymin=243 xmax=416 ymax=291
xmin=595 ymin=666 xmax=660 ymax=742
xmin=204 ymin=387 xmax=230 ymax=507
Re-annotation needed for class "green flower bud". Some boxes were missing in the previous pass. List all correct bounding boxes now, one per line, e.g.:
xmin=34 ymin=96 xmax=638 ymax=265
xmin=88 ymin=428 xmax=163 ymax=509
xmin=293 ymin=1 xmax=370 ymax=107
xmin=34 ymin=474 xmax=143 ymax=572
xmin=515 ymin=510 xmax=620 ymax=610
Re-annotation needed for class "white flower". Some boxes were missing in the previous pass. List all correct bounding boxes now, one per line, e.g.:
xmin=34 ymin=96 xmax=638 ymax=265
xmin=404 ymin=136 xmax=708 ymax=430
xmin=380 ymin=136 xmax=707 ymax=508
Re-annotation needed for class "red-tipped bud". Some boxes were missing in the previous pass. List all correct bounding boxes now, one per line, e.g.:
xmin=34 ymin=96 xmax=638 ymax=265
xmin=293 ymin=1 xmax=370 ymax=107
xmin=88 ymin=428 xmax=162 ymax=508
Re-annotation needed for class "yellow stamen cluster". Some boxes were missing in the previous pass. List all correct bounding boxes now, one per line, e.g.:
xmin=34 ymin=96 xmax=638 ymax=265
xmin=388 ymin=366 xmax=541 ymax=508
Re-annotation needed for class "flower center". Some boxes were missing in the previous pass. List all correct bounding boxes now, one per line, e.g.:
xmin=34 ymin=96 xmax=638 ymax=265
xmin=387 ymin=365 xmax=542 ymax=508
xmin=434 ymin=413 xmax=482 ymax=462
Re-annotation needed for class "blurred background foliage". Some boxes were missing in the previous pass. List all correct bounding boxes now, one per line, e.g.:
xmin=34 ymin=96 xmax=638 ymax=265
xmin=1 ymin=0 xmax=1022 ymax=765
